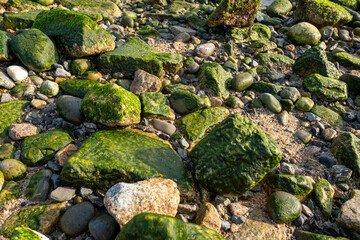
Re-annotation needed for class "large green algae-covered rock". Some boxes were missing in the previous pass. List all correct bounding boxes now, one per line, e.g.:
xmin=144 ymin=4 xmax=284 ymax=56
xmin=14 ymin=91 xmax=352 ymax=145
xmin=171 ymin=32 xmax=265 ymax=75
xmin=140 ymin=92 xmax=174 ymax=119
xmin=314 ymin=179 xmax=334 ymax=218
xmin=1 ymin=202 xmax=66 ymax=237
xmin=262 ymin=174 xmax=314 ymax=202
xmin=331 ymin=0 xmax=357 ymax=9
xmin=115 ymin=213 xmax=225 ymax=240
xmin=294 ymin=230 xmax=349 ymax=240
xmin=257 ymin=53 xmax=294 ymax=75
xmin=10 ymin=28 xmax=59 ymax=72
xmin=97 ymin=36 xmax=183 ymax=78
xmin=311 ymin=105 xmax=344 ymax=129
xmin=332 ymin=132 xmax=360 ymax=175
xmin=21 ymin=129 xmax=73 ymax=166
xmin=2 ymin=10 xmax=43 ymax=30
xmin=293 ymin=46 xmax=340 ymax=79
xmin=0 ymin=31 xmax=14 ymax=61
xmin=190 ymin=114 xmax=282 ymax=196
xmin=267 ymin=191 xmax=301 ymax=223
xmin=33 ymin=8 xmax=115 ymax=57
xmin=227 ymin=23 xmax=271 ymax=43
xmin=303 ymin=74 xmax=348 ymax=101
xmin=0 ymin=101 xmax=29 ymax=139
xmin=294 ymin=0 xmax=352 ymax=27
xmin=198 ymin=62 xmax=232 ymax=98
xmin=207 ymin=0 xmax=261 ymax=27
xmin=179 ymin=107 xmax=230 ymax=144
xmin=332 ymin=51 xmax=360 ymax=70
xmin=5 ymin=0 xmax=48 ymax=12
xmin=55 ymin=0 xmax=121 ymax=18
xmin=81 ymin=83 xmax=141 ymax=127
xmin=0 ymin=181 xmax=21 ymax=208
xmin=10 ymin=227 xmax=49 ymax=240
xmin=59 ymin=79 xmax=102 ymax=98
xmin=169 ymin=90 xmax=207 ymax=114
xmin=60 ymin=129 xmax=194 ymax=195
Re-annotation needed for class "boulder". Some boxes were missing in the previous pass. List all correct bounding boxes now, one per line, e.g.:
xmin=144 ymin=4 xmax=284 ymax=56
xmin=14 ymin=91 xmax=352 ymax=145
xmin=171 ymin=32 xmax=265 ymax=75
xmin=199 ymin=62 xmax=232 ymax=98
xmin=2 ymin=10 xmax=43 ymax=30
xmin=140 ymin=92 xmax=174 ymax=119
xmin=294 ymin=230 xmax=349 ymax=240
xmin=288 ymin=22 xmax=321 ymax=45
xmin=59 ymin=79 xmax=102 ymax=98
xmin=0 ymin=101 xmax=29 ymax=139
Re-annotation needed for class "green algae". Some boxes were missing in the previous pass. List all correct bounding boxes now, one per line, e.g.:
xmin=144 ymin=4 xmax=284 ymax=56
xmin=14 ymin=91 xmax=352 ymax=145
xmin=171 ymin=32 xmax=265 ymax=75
xmin=0 ymin=101 xmax=29 ymax=139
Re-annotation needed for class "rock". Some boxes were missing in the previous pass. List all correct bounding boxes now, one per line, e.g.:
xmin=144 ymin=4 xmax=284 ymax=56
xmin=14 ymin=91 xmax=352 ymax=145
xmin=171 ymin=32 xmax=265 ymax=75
xmin=266 ymin=0 xmax=292 ymax=17
xmin=162 ymin=83 xmax=196 ymax=94
xmin=289 ymin=22 xmax=321 ymax=46
xmin=232 ymin=72 xmax=254 ymax=91
xmin=199 ymin=62 xmax=232 ymax=98
xmin=187 ymin=62 xmax=200 ymax=73
xmin=267 ymin=191 xmax=302 ymax=223
xmin=294 ymin=0 xmax=352 ymax=27
xmin=170 ymin=26 xmax=197 ymax=36
xmin=31 ymin=99 xmax=47 ymax=109
xmin=0 ymin=159 xmax=26 ymax=181
xmin=33 ymin=8 xmax=114 ymax=57
xmin=8 ymin=123 xmax=38 ymax=140
xmin=5 ymin=0 xmax=47 ymax=12
xmin=229 ymin=202 xmax=249 ymax=216
xmin=10 ymin=227 xmax=50 ymax=240
xmin=152 ymin=119 xmax=176 ymax=135
xmin=60 ymin=202 xmax=95 ymax=237
xmin=294 ymin=230 xmax=348 ymax=240
xmin=250 ymin=81 xmax=284 ymax=95
xmin=2 ymin=10 xmax=43 ymax=30
xmin=56 ymin=95 xmax=84 ymax=125
xmin=139 ymin=92 xmax=174 ymax=119
xmin=88 ymin=213 xmax=119 ymax=240
xmin=60 ymin=129 xmax=194 ymax=198
xmin=0 ymin=170 xmax=3 ymax=188
xmin=247 ymin=39 xmax=277 ymax=54
xmin=54 ymin=144 xmax=77 ymax=167
xmin=295 ymin=130 xmax=312 ymax=144
xmin=105 ymin=178 xmax=180 ymax=227
xmin=260 ymin=93 xmax=282 ymax=113
xmin=190 ymin=114 xmax=282 ymax=196
xmin=10 ymin=28 xmax=59 ymax=72
xmin=0 ymin=143 xmax=16 ymax=160
xmin=292 ymin=46 xmax=339 ymax=79
xmin=130 ymin=70 xmax=161 ymax=95
xmin=226 ymin=96 xmax=244 ymax=108
xmin=174 ymin=32 xmax=191 ymax=42
xmin=50 ymin=186 xmax=76 ymax=202
xmin=337 ymin=189 xmax=360 ymax=233
xmin=194 ymin=202 xmax=221 ymax=232
xmin=0 ymin=71 xmax=15 ymax=90
xmin=25 ymin=169 xmax=52 ymax=201
xmin=7 ymin=65 xmax=28 ymax=82
xmin=257 ymin=53 xmax=294 ymax=75
xmin=314 ymin=179 xmax=334 ymax=218
xmin=59 ymin=79 xmax=102 ymax=98
xmin=54 ymin=68 xmax=71 ymax=78
xmin=0 ymin=181 xmax=21 ymax=208
xmin=311 ymin=105 xmax=344 ymax=129
xmin=1 ymin=202 xmax=66 ymax=237
xmin=97 ymin=36 xmax=182 ymax=77
xmin=302 ymin=74 xmax=347 ymax=101
xmin=115 ymin=213 xmax=225 ymax=240
xmin=70 ymin=58 xmax=91 ymax=76
xmin=21 ymin=129 xmax=73 ymax=166
xmin=55 ymin=0 xmax=121 ymax=18
xmin=207 ymin=0 xmax=261 ymax=27
xmin=278 ymin=111 xmax=290 ymax=125
xmin=81 ymin=83 xmax=141 ymax=127
xmin=262 ymin=174 xmax=314 ymax=202
xmin=0 ymin=31 xmax=14 ymax=61
xmin=322 ymin=128 xmax=337 ymax=141
xmin=169 ymin=90 xmax=207 ymax=114
xmin=280 ymin=87 xmax=301 ymax=102
xmin=332 ymin=165 xmax=352 ymax=182
xmin=195 ymin=43 xmax=215 ymax=58
xmin=339 ymin=74 xmax=360 ymax=94
xmin=228 ymin=23 xmax=271 ymax=43
xmin=332 ymin=51 xmax=360 ymax=70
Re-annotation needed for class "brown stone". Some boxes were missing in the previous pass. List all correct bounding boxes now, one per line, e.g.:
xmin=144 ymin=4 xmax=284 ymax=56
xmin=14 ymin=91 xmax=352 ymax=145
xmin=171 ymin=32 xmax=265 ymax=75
xmin=130 ymin=70 xmax=161 ymax=95
xmin=177 ymin=203 xmax=199 ymax=214
xmin=337 ymin=189 xmax=360 ymax=232
xmin=8 ymin=123 xmax=38 ymax=140
xmin=210 ymin=97 xmax=223 ymax=107
xmin=229 ymin=202 xmax=250 ymax=216
xmin=31 ymin=99 xmax=47 ymax=109
xmin=230 ymin=223 xmax=241 ymax=233
xmin=55 ymin=144 xmax=78 ymax=166
xmin=194 ymin=202 xmax=221 ymax=232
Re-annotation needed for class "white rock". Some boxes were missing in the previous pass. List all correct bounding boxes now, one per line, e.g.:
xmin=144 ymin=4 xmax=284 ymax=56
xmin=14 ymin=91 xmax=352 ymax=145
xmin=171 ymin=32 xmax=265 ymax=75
xmin=7 ymin=65 xmax=28 ymax=82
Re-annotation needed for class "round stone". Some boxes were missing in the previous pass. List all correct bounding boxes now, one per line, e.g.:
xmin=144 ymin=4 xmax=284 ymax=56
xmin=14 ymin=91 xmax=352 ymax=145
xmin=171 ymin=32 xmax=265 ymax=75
xmin=267 ymin=191 xmax=302 ymax=223
xmin=56 ymin=95 xmax=84 ymax=125
xmin=7 ymin=65 xmax=28 ymax=82
xmin=280 ymin=87 xmax=301 ymax=102
xmin=226 ymin=96 xmax=244 ymax=108
xmin=187 ymin=62 xmax=200 ymax=73
xmin=232 ymin=72 xmax=254 ymax=92
xmin=260 ymin=93 xmax=282 ymax=113
xmin=288 ymin=22 xmax=321 ymax=45
xmin=40 ymin=80 xmax=59 ymax=97
xmin=121 ymin=16 xmax=134 ymax=28
xmin=82 ymin=71 xmax=102 ymax=81
xmin=195 ymin=43 xmax=215 ymax=58
xmin=88 ymin=213 xmax=119 ymax=240
xmin=295 ymin=97 xmax=314 ymax=112
xmin=0 ymin=159 xmax=27 ymax=181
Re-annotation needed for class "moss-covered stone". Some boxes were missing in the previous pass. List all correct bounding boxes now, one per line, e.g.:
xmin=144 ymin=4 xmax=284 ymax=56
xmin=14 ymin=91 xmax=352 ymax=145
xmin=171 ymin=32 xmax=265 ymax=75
xmin=266 ymin=0 xmax=293 ymax=17
xmin=0 ymin=143 xmax=16 ymax=160
xmin=232 ymin=72 xmax=254 ymax=91
xmin=0 ymin=100 xmax=29 ymax=139
xmin=10 ymin=28 xmax=59 ymax=72
xmin=295 ymin=97 xmax=314 ymax=111
xmin=33 ymin=8 xmax=115 ymax=57
xmin=228 ymin=23 xmax=271 ymax=43
xmin=0 ymin=171 xmax=3 ymax=189
xmin=2 ymin=10 xmax=43 ymax=30
xmin=184 ymin=11 xmax=207 ymax=30
xmin=250 ymin=81 xmax=284 ymax=95
xmin=262 ymin=174 xmax=313 ymax=202
xmin=21 ymin=129 xmax=73 ymax=166
xmin=81 ymin=83 xmax=141 ymax=127
xmin=1 ymin=202 xmax=67 ymax=237
xmin=198 ymin=62 xmax=232 ymax=98
xmin=5 ymin=0 xmax=47 ymax=12
xmin=247 ymin=40 xmax=277 ymax=54
xmin=294 ymin=0 xmax=352 ymax=27
xmin=260 ymin=93 xmax=282 ymax=113
xmin=169 ymin=0 xmax=195 ymax=13
xmin=10 ymin=227 xmax=48 ymax=240
xmin=311 ymin=105 xmax=344 ymax=129
xmin=169 ymin=90 xmax=207 ymax=115
xmin=314 ymin=179 xmax=333 ymax=218
xmin=0 ymin=181 xmax=21 ymax=208
xmin=0 ymin=31 xmax=14 ymax=61
xmin=25 ymin=169 xmax=52 ymax=201
xmin=0 ymin=159 xmax=26 ymax=181
xmin=162 ymin=84 xmax=196 ymax=94
xmin=303 ymin=74 xmax=348 ymax=101
xmin=293 ymin=46 xmax=340 ymax=79
xmin=257 ymin=53 xmax=294 ymax=75
xmin=138 ymin=25 xmax=161 ymax=39
xmin=59 ymin=79 xmax=102 ymax=98
xmin=116 ymin=213 xmax=225 ymax=240
xmin=60 ymin=129 xmax=194 ymax=196
xmin=288 ymin=22 xmax=321 ymax=45
xmin=332 ymin=51 xmax=360 ymax=70
xmin=140 ymin=92 xmax=174 ymax=119
xmin=267 ymin=191 xmax=301 ymax=223
xmin=190 ymin=114 xmax=282 ymax=196
xmin=70 ymin=58 xmax=91 ymax=76
xmin=97 ymin=36 xmax=182 ymax=78
xmin=339 ymin=74 xmax=360 ymax=94
xmin=294 ymin=230 xmax=349 ymax=240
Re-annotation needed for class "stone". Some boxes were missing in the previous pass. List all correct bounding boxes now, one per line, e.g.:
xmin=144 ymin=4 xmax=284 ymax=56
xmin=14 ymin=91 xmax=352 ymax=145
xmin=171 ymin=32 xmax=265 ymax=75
xmin=288 ymin=22 xmax=321 ymax=45
xmin=81 ymin=83 xmax=141 ymax=127
xmin=257 ymin=53 xmax=294 ymax=75
xmin=70 ymin=58 xmax=91 ymax=76
xmin=260 ymin=93 xmax=282 ymax=113
xmin=332 ymin=165 xmax=352 ymax=182
xmin=294 ymin=0 xmax=352 ymax=27
xmin=54 ymin=68 xmax=71 ymax=78
xmin=7 ymin=65 xmax=28 ymax=82
xmin=207 ymin=0 xmax=261 ymax=27
xmin=229 ymin=202 xmax=249 ymax=216
xmin=31 ymin=99 xmax=47 ymax=109
xmin=0 ymin=31 xmax=14 ymax=62
xmin=8 ymin=123 xmax=38 ymax=140
xmin=0 ymin=159 xmax=26 ymax=181
xmin=105 ymin=178 xmax=180 ymax=227
xmin=152 ymin=119 xmax=176 ymax=136
xmin=247 ymin=39 xmax=277 ymax=54
xmin=55 ymin=0 xmax=121 ymax=18
xmin=267 ymin=191 xmax=302 ymax=223
xmin=228 ymin=23 xmax=271 ymax=43
xmin=33 ymin=8 xmax=115 ymax=57
xmin=60 ymin=202 xmax=95 ymax=237
xmin=250 ymin=81 xmax=284 ymax=95
xmin=162 ymin=84 xmax=196 ymax=94
xmin=292 ymin=46 xmax=339 ymax=79
xmin=0 ymin=71 xmax=15 ymax=90
xmin=21 ymin=129 xmax=74 ymax=166
xmin=332 ymin=52 xmax=360 ymax=70
xmin=226 ymin=96 xmax=244 ymax=108
xmin=314 ymin=179 xmax=334 ymax=218
xmin=97 ymin=36 xmax=182 ymax=78
xmin=294 ymin=230 xmax=347 ymax=240
xmin=323 ymin=128 xmax=337 ymax=141
xmin=115 ymin=213 xmax=225 ymax=240
xmin=169 ymin=90 xmax=207 ymax=114
xmin=0 ymin=143 xmax=16 ymax=160
xmin=199 ymin=63 xmax=232 ymax=98
xmin=5 ymin=0 xmax=47 ymax=12
xmin=337 ymin=189 xmax=360 ymax=233
xmin=170 ymin=26 xmax=197 ymax=36
xmin=25 ymin=169 xmax=52 ymax=201
xmin=195 ymin=43 xmax=215 ymax=58
xmin=139 ymin=92 xmax=174 ymax=119
xmin=50 ymin=186 xmax=76 ymax=202
xmin=10 ymin=227 xmax=50 ymax=240
xmin=262 ymin=174 xmax=314 ymax=202
xmin=232 ymin=72 xmax=254 ymax=91
xmin=0 ymin=181 xmax=21 ymax=208
xmin=278 ymin=111 xmax=290 ymax=125
xmin=311 ymin=105 xmax=344 ymax=129
xmin=10 ymin=28 xmax=59 ymax=72
xmin=194 ymin=202 xmax=221 ymax=232
xmin=130 ymin=70 xmax=161 ymax=95
xmin=60 ymin=130 xmax=194 ymax=198
xmin=88 ymin=213 xmax=119 ymax=240
xmin=303 ymin=74 xmax=347 ymax=101
xmin=2 ymin=10 xmax=43 ymax=30
xmin=190 ymin=114 xmax=282 ymax=196
xmin=266 ymin=0 xmax=292 ymax=17
xmin=56 ymin=95 xmax=84 ymax=125
xmin=59 ymin=79 xmax=102 ymax=98
xmin=339 ymin=74 xmax=360 ymax=94
xmin=295 ymin=130 xmax=312 ymax=144
xmin=174 ymin=32 xmax=191 ymax=43
xmin=1 ymin=202 xmax=66 ymax=237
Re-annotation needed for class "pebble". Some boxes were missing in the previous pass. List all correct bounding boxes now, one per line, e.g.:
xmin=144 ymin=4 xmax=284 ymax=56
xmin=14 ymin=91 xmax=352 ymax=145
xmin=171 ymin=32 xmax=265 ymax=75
xmin=187 ymin=62 xmax=200 ymax=73
xmin=319 ymin=152 xmax=337 ymax=168
xmin=174 ymin=32 xmax=191 ymax=42
xmin=229 ymin=202 xmax=249 ymax=216
xmin=281 ymin=162 xmax=296 ymax=175
xmin=88 ymin=213 xmax=119 ymax=240
xmin=7 ymin=65 xmax=28 ymax=82
xmin=0 ymin=71 xmax=15 ymax=89
xmin=322 ymin=128 xmax=337 ymax=141
xmin=280 ymin=87 xmax=301 ymax=102
xmin=31 ymin=99 xmax=47 ymax=109
xmin=54 ymin=68 xmax=71 ymax=78
xmin=80 ymin=187 xmax=93 ymax=197
xmin=56 ymin=95 xmax=84 ymax=125
xmin=305 ymin=112 xmax=321 ymax=122
xmin=302 ymin=204 xmax=314 ymax=218
xmin=40 ymin=80 xmax=59 ymax=97
xmin=8 ymin=123 xmax=38 ymax=140
xmin=152 ymin=119 xmax=176 ymax=135
xmin=195 ymin=43 xmax=215 ymax=58
xmin=332 ymin=165 xmax=352 ymax=182
xmin=50 ymin=186 xmax=76 ymax=202
xmin=295 ymin=130 xmax=312 ymax=144
xmin=221 ymin=220 xmax=231 ymax=231
xmin=231 ymin=215 xmax=245 ymax=224
xmin=278 ymin=111 xmax=290 ymax=126
xmin=177 ymin=147 xmax=187 ymax=159
xmin=1 ymin=93 xmax=11 ymax=102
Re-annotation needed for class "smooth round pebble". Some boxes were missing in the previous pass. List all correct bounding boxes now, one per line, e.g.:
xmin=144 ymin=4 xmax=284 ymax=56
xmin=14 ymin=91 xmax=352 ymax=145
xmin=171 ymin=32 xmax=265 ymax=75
xmin=89 ymin=213 xmax=120 ymax=240
xmin=40 ymin=80 xmax=59 ymax=97
xmin=0 ymin=159 xmax=27 ymax=181
xmin=267 ymin=191 xmax=301 ymax=223
xmin=7 ymin=65 xmax=28 ymax=82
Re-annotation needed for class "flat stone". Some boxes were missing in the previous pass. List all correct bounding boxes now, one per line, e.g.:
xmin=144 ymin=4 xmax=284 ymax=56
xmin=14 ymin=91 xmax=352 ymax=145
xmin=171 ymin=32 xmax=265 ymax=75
xmin=50 ymin=186 xmax=76 ymax=202
xmin=54 ymin=68 xmax=71 ymax=78
xmin=30 ymin=99 xmax=47 ymax=109
xmin=152 ymin=119 xmax=176 ymax=135
xmin=8 ymin=123 xmax=38 ymax=140
xmin=311 ymin=105 xmax=344 ymax=129
xmin=7 ymin=65 xmax=28 ymax=82
xmin=228 ymin=23 xmax=271 ymax=43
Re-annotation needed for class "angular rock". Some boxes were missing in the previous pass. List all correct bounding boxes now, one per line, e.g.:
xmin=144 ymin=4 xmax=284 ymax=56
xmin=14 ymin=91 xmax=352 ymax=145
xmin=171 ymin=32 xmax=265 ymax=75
xmin=288 ymin=22 xmax=321 ymax=45
xmin=25 ymin=169 xmax=52 ymax=201
xmin=8 ymin=123 xmax=38 ymax=140
xmin=70 ymin=58 xmax=91 ymax=76
xmin=190 ymin=114 xmax=282 ymax=196
xmin=50 ymin=186 xmax=76 ymax=202
xmin=228 ymin=23 xmax=271 ymax=43
xmin=2 ymin=10 xmax=43 ymax=30
xmin=199 ymin=62 xmax=232 ymax=98
xmin=0 ymin=31 xmax=14 ymax=61
xmin=0 ymin=159 xmax=26 ymax=181
xmin=169 ymin=90 xmax=207 ymax=114
xmin=337 ymin=189 xmax=360 ymax=233
xmin=311 ymin=105 xmax=344 ymax=129
xmin=314 ymin=179 xmax=334 ymax=218
xmin=332 ymin=51 xmax=360 ymax=70
xmin=257 ymin=53 xmax=294 ymax=75
xmin=56 ymin=95 xmax=84 ymax=125
xmin=267 ymin=191 xmax=302 ymax=223
xmin=0 ymin=181 xmax=21 ymax=208
xmin=55 ymin=0 xmax=121 ymax=18
xmin=10 ymin=227 xmax=50 ymax=240
xmin=140 ymin=92 xmax=174 ymax=119
xmin=130 ymin=70 xmax=161 ymax=95
xmin=194 ymin=202 xmax=221 ymax=232
xmin=59 ymin=79 xmax=102 ymax=98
